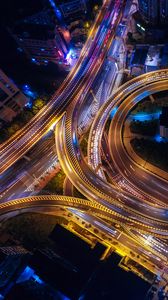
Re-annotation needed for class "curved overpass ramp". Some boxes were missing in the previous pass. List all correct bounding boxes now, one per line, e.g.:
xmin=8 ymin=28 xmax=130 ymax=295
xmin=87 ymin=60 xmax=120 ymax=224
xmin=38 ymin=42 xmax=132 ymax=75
xmin=55 ymin=70 xmax=168 ymax=237
xmin=88 ymin=70 xmax=168 ymax=206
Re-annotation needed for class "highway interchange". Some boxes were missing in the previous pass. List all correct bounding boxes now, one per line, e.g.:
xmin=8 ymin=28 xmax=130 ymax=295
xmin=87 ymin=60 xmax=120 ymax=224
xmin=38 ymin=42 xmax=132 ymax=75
xmin=0 ymin=0 xmax=168 ymax=281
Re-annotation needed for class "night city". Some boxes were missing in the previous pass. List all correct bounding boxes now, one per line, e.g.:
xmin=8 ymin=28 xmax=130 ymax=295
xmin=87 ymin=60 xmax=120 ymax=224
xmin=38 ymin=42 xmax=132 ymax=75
xmin=0 ymin=0 xmax=168 ymax=299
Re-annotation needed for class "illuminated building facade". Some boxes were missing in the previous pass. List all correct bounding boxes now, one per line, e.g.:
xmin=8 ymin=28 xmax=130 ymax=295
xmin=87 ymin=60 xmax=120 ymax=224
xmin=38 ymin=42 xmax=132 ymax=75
xmin=138 ymin=0 xmax=168 ymax=27
xmin=160 ymin=0 xmax=168 ymax=25
xmin=56 ymin=0 xmax=90 ymax=23
xmin=10 ymin=10 xmax=69 ymax=65
xmin=0 ymin=69 xmax=27 ymax=122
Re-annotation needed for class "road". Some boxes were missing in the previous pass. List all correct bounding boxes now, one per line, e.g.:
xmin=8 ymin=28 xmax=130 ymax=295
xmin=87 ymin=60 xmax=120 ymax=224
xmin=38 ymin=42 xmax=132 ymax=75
xmin=55 ymin=70 xmax=168 ymax=237
xmin=109 ymin=80 xmax=168 ymax=204
xmin=1 ymin=0 xmax=126 ymax=203
xmin=0 ymin=195 xmax=166 ymax=276
xmin=0 ymin=133 xmax=58 ymax=201
xmin=88 ymin=71 xmax=168 ymax=205
xmin=1 ymin=0 xmax=168 ymax=282
xmin=0 ymin=0 xmax=119 ymax=174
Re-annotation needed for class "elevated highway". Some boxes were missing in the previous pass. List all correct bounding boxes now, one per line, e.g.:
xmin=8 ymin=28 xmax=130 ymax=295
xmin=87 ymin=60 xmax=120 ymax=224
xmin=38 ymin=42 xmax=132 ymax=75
xmin=1 ymin=0 xmax=168 ymax=280
xmin=108 ymin=82 xmax=168 ymax=202
xmin=0 ymin=0 xmax=125 ymax=174
xmin=55 ymin=70 xmax=168 ymax=237
xmin=0 ymin=194 xmax=167 ymax=276
xmin=88 ymin=70 xmax=168 ymax=206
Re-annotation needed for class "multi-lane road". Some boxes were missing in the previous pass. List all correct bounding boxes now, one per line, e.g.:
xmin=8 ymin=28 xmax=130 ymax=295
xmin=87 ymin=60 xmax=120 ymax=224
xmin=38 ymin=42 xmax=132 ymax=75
xmin=55 ymin=70 xmax=168 ymax=237
xmin=0 ymin=0 xmax=121 ymax=174
xmin=0 ymin=195 xmax=166 ymax=274
xmin=88 ymin=71 xmax=168 ymax=205
xmin=0 ymin=133 xmax=59 ymax=201
xmin=0 ymin=0 xmax=168 ymax=280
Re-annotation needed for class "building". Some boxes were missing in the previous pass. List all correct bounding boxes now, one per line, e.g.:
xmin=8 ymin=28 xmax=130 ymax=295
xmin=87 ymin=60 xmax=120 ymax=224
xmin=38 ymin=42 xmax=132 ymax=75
xmin=82 ymin=252 xmax=150 ymax=300
xmin=138 ymin=0 xmax=168 ymax=27
xmin=130 ymin=47 xmax=148 ymax=75
xmin=10 ymin=10 xmax=70 ymax=66
xmin=160 ymin=44 xmax=168 ymax=69
xmin=0 ymin=245 xmax=64 ymax=300
xmin=160 ymin=0 xmax=168 ymax=26
xmin=0 ymin=69 xmax=28 ymax=122
xmin=56 ymin=0 xmax=90 ymax=23
xmin=29 ymin=224 xmax=106 ymax=299
xmin=0 ymin=246 xmax=29 ymax=258
xmin=119 ymin=256 xmax=156 ymax=283
xmin=159 ymin=107 xmax=168 ymax=138
xmin=5 ymin=279 xmax=58 ymax=300
xmin=0 ymin=246 xmax=31 ymax=297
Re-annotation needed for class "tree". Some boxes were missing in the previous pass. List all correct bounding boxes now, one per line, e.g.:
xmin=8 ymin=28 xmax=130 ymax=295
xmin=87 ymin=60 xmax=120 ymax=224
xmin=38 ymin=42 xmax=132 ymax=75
xmin=33 ymin=98 xmax=45 ymax=109
xmin=7 ymin=123 xmax=20 ymax=136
